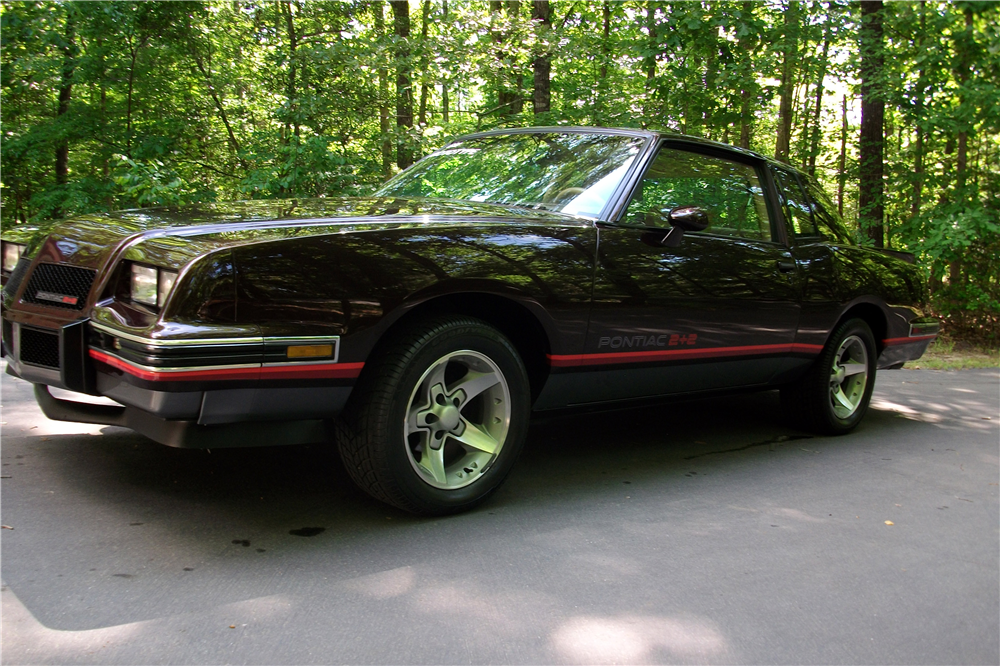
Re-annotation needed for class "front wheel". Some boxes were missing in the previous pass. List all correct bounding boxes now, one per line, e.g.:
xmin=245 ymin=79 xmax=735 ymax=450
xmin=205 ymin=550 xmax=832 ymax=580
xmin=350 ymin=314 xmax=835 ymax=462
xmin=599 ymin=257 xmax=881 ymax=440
xmin=335 ymin=316 xmax=530 ymax=515
xmin=782 ymin=318 xmax=877 ymax=435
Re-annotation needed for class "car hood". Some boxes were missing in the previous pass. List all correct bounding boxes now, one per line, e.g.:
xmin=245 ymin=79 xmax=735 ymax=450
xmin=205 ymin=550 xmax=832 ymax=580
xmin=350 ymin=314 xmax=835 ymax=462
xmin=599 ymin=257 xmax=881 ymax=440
xmin=23 ymin=197 xmax=584 ymax=270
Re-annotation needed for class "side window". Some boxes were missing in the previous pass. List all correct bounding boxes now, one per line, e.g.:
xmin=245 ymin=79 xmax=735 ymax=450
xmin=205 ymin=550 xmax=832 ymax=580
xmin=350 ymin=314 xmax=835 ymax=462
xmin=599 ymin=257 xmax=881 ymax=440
xmin=772 ymin=167 xmax=820 ymax=238
xmin=624 ymin=148 xmax=773 ymax=241
xmin=803 ymin=177 xmax=853 ymax=244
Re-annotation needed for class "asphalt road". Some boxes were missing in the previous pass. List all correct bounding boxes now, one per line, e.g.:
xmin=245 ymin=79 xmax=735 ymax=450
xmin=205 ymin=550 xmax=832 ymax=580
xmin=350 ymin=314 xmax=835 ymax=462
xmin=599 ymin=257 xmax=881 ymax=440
xmin=2 ymin=363 xmax=998 ymax=665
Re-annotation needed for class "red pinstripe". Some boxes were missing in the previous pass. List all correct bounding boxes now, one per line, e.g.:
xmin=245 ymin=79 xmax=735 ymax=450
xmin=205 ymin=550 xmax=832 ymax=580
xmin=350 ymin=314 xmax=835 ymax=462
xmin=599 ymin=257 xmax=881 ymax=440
xmin=882 ymin=335 xmax=937 ymax=346
xmin=546 ymin=342 xmax=824 ymax=368
xmin=89 ymin=349 xmax=364 ymax=381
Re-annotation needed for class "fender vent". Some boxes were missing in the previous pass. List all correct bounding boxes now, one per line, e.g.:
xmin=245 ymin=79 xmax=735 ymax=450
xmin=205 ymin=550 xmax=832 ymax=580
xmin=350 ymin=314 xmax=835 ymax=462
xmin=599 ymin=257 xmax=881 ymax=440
xmin=22 ymin=263 xmax=96 ymax=310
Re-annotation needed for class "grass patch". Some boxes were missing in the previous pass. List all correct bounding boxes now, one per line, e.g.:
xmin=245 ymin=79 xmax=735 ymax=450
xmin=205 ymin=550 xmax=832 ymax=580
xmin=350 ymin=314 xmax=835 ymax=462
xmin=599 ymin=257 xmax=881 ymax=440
xmin=905 ymin=337 xmax=1000 ymax=370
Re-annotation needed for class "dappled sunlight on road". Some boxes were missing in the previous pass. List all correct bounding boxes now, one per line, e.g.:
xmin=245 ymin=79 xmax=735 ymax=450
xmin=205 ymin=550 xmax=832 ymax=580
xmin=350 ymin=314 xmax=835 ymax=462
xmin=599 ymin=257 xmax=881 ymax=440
xmin=871 ymin=370 xmax=999 ymax=431
xmin=550 ymin=614 xmax=727 ymax=664
xmin=343 ymin=565 xmax=417 ymax=600
xmin=1 ymin=584 xmax=295 ymax=662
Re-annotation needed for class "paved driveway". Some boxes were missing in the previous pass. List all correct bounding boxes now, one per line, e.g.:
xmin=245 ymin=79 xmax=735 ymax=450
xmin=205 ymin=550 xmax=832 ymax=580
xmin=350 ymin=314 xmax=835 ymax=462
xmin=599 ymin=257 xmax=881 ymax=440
xmin=2 ymin=364 xmax=998 ymax=664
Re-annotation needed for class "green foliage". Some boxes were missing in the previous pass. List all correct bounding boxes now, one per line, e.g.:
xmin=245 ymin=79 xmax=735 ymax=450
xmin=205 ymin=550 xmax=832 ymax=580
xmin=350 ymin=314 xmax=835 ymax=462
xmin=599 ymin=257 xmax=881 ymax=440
xmin=239 ymin=134 xmax=351 ymax=199
xmin=114 ymin=155 xmax=201 ymax=207
xmin=1 ymin=0 xmax=998 ymax=341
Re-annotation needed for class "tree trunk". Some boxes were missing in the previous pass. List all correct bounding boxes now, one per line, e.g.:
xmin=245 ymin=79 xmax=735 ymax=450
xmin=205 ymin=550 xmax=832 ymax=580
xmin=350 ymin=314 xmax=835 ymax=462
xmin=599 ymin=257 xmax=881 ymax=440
xmin=531 ymin=0 xmax=551 ymax=116
xmin=838 ymin=94 xmax=847 ymax=217
xmin=738 ymin=1 xmax=755 ymax=150
xmin=507 ymin=1 xmax=523 ymax=115
xmin=490 ymin=1 xmax=508 ymax=116
xmin=55 ymin=9 xmax=75 ymax=195
xmin=774 ymin=0 xmax=799 ymax=163
xmin=490 ymin=1 xmax=523 ymax=118
xmin=124 ymin=39 xmax=145 ymax=158
xmin=910 ymin=3 xmax=926 ymax=221
xmin=374 ymin=2 xmax=392 ymax=177
xmin=391 ymin=0 xmax=413 ymax=169
xmin=595 ymin=1 xmax=611 ymax=120
xmin=858 ymin=0 xmax=885 ymax=248
xmin=806 ymin=27 xmax=831 ymax=176
xmin=954 ymin=7 xmax=973 ymax=191
xmin=417 ymin=0 xmax=431 ymax=127
xmin=643 ymin=2 xmax=657 ymax=120
xmin=281 ymin=1 xmax=300 ymax=139
xmin=194 ymin=54 xmax=248 ymax=171
xmin=949 ymin=6 xmax=974 ymax=285
xmin=441 ymin=0 xmax=449 ymax=123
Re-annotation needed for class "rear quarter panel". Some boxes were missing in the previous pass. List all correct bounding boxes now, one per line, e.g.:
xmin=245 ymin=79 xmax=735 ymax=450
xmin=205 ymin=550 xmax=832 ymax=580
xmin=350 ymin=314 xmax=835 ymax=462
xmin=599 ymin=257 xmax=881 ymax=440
xmin=793 ymin=241 xmax=928 ymax=346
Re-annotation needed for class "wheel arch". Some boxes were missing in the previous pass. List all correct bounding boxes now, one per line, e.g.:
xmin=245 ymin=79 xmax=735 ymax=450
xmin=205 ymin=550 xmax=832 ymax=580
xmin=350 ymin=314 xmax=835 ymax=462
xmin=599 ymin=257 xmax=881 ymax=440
xmin=835 ymin=300 xmax=888 ymax=354
xmin=369 ymin=291 xmax=553 ymax=403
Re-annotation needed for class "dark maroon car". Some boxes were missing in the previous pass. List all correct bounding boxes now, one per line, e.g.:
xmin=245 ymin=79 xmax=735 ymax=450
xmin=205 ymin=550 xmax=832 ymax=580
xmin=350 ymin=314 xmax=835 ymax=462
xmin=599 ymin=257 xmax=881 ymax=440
xmin=1 ymin=127 xmax=938 ymax=514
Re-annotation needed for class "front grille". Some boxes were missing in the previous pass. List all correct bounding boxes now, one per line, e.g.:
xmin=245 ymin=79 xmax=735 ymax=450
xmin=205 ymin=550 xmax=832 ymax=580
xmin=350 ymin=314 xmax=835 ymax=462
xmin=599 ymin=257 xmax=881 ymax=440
xmin=2 ymin=257 xmax=31 ymax=300
xmin=21 ymin=263 xmax=96 ymax=310
xmin=20 ymin=326 xmax=60 ymax=368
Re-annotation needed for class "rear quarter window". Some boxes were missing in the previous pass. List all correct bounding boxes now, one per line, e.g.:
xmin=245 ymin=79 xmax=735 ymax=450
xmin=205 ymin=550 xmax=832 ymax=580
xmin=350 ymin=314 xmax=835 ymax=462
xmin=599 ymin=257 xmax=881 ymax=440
xmin=803 ymin=178 xmax=854 ymax=244
xmin=772 ymin=167 xmax=820 ymax=239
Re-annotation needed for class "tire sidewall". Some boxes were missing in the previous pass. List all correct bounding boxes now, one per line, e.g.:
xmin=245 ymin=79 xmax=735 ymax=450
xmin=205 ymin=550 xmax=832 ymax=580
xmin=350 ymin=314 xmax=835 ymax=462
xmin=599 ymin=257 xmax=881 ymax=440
xmin=380 ymin=320 xmax=530 ymax=513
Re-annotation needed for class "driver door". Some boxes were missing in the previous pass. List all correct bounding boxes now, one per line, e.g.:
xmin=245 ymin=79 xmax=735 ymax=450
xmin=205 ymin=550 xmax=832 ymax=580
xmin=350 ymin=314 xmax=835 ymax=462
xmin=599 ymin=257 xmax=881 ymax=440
xmin=559 ymin=144 xmax=802 ymax=405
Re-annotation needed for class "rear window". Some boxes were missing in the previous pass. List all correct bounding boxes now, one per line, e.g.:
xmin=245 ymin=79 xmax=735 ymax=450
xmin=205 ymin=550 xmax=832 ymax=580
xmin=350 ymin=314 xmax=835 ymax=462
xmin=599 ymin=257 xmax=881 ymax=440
xmin=771 ymin=167 xmax=819 ymax=239
xmin=803 ymin=177 xmax=853 ymax=244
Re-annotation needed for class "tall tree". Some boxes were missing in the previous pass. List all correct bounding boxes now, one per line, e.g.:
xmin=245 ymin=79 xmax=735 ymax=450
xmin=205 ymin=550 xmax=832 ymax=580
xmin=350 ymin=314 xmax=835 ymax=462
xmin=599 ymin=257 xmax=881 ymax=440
xmin=737 ymin=1 xmax=758 ymax=149
xmin=391 ymin=0 xmax=413 ymax=169
xmin=858 ymin=0 xmax=885 ymax=247
xmin=909 ymin=2 xmax=927 ymax=222
xmin=417 ymin=0 xmax=432 ymax=127
xmin=374 ymin=1 xmax=393 ymax=177
xmin=774 ymin=0 xmax=799 ymax=162
xmin=805 ymin=5 xmax=834 ymax=176
xmin=441 ymin=0 xmax=449 ymax=123
xmin=642 ymin=1 xmax=657 ymax=121
xmin=54 ymin=6 xmax=75 ymax=203
xmin=531 ymin=0 xmax=551 ymax=116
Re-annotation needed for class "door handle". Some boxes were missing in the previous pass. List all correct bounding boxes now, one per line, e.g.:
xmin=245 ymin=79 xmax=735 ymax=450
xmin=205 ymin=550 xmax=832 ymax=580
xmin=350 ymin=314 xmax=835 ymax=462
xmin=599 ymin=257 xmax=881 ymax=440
xmin=777 ymin=260 xmax=796 ymax=273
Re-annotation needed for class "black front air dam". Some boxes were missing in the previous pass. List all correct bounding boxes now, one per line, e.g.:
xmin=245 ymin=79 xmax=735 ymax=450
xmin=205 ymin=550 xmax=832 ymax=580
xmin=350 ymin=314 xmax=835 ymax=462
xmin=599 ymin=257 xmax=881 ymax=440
xmin=33 ymin=384 xmax=329 ymax=449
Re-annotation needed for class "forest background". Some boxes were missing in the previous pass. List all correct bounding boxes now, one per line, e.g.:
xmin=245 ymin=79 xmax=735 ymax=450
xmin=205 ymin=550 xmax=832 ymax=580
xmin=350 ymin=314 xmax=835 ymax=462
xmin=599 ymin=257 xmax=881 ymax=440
xmin=1 ymin=0 xmax=998 ymax=344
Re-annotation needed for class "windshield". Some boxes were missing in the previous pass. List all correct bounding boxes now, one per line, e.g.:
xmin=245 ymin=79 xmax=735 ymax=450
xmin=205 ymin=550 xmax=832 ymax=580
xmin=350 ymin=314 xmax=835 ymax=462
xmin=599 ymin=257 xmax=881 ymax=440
xmin=375 ymin=132 xmax=644 ymax=219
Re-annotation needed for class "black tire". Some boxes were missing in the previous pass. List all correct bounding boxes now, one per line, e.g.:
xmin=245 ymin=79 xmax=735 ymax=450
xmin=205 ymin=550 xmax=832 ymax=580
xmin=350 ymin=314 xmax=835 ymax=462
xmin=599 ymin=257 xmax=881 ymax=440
xmin=781 ymin=318 xmax=877 ymax=435
xmin=335 ymin=316 xmax=530 ymax=515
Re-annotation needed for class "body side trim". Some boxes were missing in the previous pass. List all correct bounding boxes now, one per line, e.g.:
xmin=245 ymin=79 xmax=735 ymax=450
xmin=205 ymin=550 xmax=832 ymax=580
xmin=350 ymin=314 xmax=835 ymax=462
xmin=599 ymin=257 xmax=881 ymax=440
xmin=547 ymin=342 xmax=823 ymax=368
xmin=89 ymin=348 xmax=363 ymax=382
xmin=882 ymin=335 xmax=937 ymax=346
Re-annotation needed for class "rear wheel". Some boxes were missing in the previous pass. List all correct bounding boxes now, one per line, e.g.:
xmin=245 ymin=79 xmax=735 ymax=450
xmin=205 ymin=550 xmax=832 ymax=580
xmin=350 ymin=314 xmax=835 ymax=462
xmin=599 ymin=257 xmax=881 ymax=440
xmin=782 ymin=318 xmax=876 ymax=435
xmin=336 ymin=316 xmax=530 ymax=515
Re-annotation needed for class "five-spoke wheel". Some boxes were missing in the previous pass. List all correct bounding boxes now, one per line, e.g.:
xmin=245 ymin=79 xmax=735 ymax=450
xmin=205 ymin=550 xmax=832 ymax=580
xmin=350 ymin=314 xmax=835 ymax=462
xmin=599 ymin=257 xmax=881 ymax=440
xmin=782 ymin=318 xmax=877 ymax=435
xmin=336 ymin=316 xmax=529 ymax=515
xmin=405 ymin=350 xmax=511 ymax=490
xmin=829 ymin=335 xmax=869 ymax=420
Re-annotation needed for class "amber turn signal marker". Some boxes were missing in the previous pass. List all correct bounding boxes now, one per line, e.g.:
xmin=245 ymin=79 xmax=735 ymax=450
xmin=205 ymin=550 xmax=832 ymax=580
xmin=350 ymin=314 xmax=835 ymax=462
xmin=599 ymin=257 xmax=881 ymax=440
xmin=286 ymin=344 xmax=334 ymax=359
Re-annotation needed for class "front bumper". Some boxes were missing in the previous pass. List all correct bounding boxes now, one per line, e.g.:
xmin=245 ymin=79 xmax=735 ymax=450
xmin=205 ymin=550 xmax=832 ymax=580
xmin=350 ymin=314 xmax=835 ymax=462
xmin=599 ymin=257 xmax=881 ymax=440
xmin=3 ymin=317 xmax=353 ymax=448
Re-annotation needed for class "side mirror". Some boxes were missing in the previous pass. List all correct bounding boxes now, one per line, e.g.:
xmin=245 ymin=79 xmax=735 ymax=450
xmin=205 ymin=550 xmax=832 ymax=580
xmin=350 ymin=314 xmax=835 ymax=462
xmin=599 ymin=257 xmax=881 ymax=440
xmin=661 ymin=206 xmax=710 ymax=247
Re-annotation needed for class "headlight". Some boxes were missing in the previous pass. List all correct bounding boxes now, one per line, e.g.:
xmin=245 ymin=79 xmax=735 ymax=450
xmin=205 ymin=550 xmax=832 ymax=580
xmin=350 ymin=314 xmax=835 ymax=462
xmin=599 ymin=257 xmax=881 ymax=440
xmin=130 ymin=264 xmax=178 ymax=308
xmin=2 ymin=242 xmax=25 ymax=272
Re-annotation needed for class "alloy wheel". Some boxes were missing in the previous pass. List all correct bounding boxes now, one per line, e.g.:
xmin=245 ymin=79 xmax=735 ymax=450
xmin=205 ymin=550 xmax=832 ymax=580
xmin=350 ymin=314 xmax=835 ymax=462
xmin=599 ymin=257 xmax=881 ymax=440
xmin=829 ymin=334 xmax=869 ymax=419
xmin=404 ymin=350 xmax=511 ymax=490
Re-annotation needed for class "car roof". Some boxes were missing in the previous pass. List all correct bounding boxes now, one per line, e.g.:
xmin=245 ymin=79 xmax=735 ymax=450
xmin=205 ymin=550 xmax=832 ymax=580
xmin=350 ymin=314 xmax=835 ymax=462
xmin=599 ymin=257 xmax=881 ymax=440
xmin=448 ymin=126 xmax=769 ymax=163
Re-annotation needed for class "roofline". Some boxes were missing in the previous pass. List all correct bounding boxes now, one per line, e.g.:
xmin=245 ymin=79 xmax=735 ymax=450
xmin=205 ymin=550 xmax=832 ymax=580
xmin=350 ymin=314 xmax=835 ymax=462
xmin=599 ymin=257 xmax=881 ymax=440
xmin=445 ymin=125 xmax=769 ymax=162
xmin=449 ymin=126 xmax=658 ymax=143
xmin=654 ymin=131 xmax=769 ymax=162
